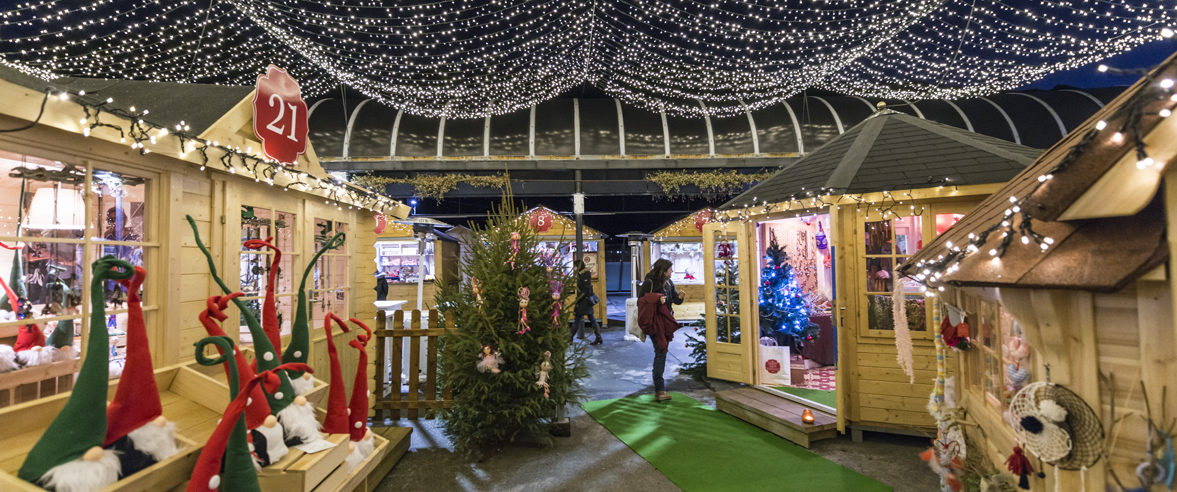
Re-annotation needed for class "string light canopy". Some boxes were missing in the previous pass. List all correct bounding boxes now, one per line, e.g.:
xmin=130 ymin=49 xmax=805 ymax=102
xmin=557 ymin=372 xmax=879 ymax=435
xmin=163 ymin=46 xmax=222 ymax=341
xmin=1 ymin=0 xmax=1174 ymax=119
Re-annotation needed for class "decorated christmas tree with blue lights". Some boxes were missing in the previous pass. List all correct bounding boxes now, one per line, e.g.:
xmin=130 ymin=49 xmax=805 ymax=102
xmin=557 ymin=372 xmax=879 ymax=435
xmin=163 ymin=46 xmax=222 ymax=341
xmin=759 ymin=230 xmax=816 ymax=347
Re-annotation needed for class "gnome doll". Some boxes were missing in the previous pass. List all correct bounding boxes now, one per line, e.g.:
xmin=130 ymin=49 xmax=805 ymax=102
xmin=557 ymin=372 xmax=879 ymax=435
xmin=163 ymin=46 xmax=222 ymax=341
xmin=245 ymin=236 xmax=316 ymax=397
xmin=187 ymin=216 xmax=310 ymax=443
xmin=197 ymin=293 xmax=285 ymax=467
xmin=345 ymin=318 xmax=376 ymax=471
xmin=320 ymin=314 xmax=353 ymax=436
xmin=18 ymin=257 xmax=135 ymax=492
xmin=104 ymin=266 xmax=179 ymax=476
xmin=45 ymin=317 xmax=78 ymax=362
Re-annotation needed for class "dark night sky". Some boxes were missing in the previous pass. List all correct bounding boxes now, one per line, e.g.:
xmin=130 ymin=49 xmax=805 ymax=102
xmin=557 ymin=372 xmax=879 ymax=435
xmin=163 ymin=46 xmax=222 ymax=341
xmin=1020 ymin=40 xmax=1176 ymax=90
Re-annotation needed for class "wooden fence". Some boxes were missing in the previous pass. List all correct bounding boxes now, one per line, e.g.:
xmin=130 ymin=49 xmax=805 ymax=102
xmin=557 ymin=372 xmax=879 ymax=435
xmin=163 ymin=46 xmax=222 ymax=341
xmin=371 ymin=309 xmax=452 ymax=421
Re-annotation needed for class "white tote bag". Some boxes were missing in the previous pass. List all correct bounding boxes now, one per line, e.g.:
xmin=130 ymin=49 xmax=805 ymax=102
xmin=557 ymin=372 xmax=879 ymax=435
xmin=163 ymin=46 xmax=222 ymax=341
xmin=758 ymin=343 xmax=791 ymax=386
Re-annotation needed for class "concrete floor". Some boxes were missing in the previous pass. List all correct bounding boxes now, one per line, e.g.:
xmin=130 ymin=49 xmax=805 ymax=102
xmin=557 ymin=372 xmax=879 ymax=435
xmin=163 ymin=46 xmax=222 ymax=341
xmin=373 ymin=319 xmax=939 ymax=492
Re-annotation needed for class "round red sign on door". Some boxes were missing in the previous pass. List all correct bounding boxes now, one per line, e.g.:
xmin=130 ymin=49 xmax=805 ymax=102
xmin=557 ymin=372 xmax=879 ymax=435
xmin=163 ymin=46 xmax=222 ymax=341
xmin=253 ymin=65 xmax=309 ymax=165
xmin=765 ymin=359 xmax=781 ymax=374
xmin=694 ymin=209 xmax=714 ymax=232
xmin=529 ymin=210 xmax=554 ymax=233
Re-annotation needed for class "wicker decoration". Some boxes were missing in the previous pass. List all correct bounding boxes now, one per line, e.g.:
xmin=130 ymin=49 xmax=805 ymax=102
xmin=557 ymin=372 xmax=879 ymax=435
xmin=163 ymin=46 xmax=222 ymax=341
xmin=1009 ymin=381 xmax=1104 ymax=470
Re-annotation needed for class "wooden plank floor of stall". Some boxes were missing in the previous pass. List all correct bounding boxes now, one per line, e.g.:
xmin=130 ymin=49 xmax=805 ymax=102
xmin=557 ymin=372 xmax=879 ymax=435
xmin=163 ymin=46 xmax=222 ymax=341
xmin=714 ymin=387 xmax=837 ymax=448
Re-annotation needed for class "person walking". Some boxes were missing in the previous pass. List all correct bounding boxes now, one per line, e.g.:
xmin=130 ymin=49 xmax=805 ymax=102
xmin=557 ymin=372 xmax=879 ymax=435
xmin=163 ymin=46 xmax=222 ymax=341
xmin=637 ymin=258 xmax=684 ymax=401
xmin=572 ymin=260 xmax=603 ymax=345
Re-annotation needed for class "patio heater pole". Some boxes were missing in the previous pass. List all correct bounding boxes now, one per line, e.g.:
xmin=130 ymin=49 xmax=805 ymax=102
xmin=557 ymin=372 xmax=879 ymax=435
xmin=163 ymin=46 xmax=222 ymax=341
xmin=413 ymin=223 xmax=434 ymax=311
xmin=574 ymin=170 xmax=584 ymax=269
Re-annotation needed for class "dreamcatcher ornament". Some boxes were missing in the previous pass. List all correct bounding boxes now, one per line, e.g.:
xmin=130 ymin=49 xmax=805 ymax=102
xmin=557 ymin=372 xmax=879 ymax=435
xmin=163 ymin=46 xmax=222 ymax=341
xmin=1006 ymin=380 xmax=1105 ymax=491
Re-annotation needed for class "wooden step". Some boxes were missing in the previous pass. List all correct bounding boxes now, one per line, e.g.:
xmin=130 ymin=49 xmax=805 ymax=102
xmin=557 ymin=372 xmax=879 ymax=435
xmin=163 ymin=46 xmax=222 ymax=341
xmin=715 ymin=387 xmax=837 ymax=448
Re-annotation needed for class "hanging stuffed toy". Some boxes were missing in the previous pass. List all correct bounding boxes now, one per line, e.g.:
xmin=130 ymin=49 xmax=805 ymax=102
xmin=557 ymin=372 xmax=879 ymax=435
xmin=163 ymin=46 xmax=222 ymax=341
xmin=515 ymin=287 xmax=531 ymax=335
xmin=346 ymin=318 xmax=375 ymax=471
xmin=18 ymin=257 xmax=134 ymax=492
xmin=472 ymin=277 xmax=484 ymax=308
xmin=104 ymin=266 xmax=180 ymax=477
xmin=507 ymin=231 xmax=521 ymax=269
xmin=477 ymin=344 xmax=504 ymax=374
xmin=535 ymin=351 xmax=552 ymax=399
xmin=549 ymin=280 xmax=563 ymax=323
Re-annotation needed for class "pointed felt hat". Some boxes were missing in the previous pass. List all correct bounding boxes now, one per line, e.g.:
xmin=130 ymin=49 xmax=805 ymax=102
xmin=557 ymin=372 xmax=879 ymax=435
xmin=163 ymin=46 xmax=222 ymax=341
xmin=19 ymin=257 xmax=134 ymax=483
xmin=104 ymin=266 xmax=163 ymax=446
xmin=285 ymin=232 xmax=345 ymax=377
xmin=187 ymin=215 xmax=295 ymax=414
xmin=198 ymin=293 xmax=272 ymax=430
xmin=347 ymin=318 xmax=373 ymax=442
xmin=243 ymin=237 xmax=283 ymax=355
xmin=46 ymin=318 xmax=74 ymax=349
xmin=321 ymin=313 xmax=351 ymax=434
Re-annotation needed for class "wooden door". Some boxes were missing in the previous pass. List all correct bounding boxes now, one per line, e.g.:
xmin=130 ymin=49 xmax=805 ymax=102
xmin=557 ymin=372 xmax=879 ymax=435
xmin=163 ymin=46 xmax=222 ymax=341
xmin=703 ymin=221 xmax=755 ymax=384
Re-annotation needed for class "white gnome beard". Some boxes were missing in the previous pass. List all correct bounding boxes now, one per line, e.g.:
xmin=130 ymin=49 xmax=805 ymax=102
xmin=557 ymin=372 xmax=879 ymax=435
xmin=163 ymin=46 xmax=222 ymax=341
xmin=0 ymin=345 xmax=17 ymax=372
xmin=277 ymin=402 xmax=321 ymax=444
xmin=126 ymin=421 xmax=178 ymax=462
xmin=108 ymin=359 xmax=125 ymax=379
xmin=16 ymin=348 xmax=53 ymax=366
xmin=346 ymin=435 xmax=376 ymax=471
xmin=40 ymin=449 xmax=121 ymax=492
xmin=289 ymin=375 xmax=315 ymax=396
xmin=48 ymin=346 xmax=79 ymax=363
xmin=253 ymin=421 xmax=289 ymax=465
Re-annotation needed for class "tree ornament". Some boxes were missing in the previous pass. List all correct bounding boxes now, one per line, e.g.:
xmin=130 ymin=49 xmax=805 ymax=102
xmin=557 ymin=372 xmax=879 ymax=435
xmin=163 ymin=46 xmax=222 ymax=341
xmin=515 ymin=287 xmax=531 ymax=335
xmin=535 ymin=351 xmax=552 ymax=398
xmin=476 ymin=344 xmax=504 ymax=374
xmin=471 ymin=277 xmax=484 ymax=308
xmin=507 ymin=231 xmax=521 ymax=269
xmin=549 ymin=280 xmax=564 ymax=322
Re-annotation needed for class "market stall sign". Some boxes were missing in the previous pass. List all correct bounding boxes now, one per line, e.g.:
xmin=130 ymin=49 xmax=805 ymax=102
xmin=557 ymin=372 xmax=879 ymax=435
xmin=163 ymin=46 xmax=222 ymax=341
xmin=253 ymin=65 xmax=309 ymax=165
xmin=529 ymin=209 xmax=554 ymax=233
xmin=694 ymin=210 xmax=714 ymax=232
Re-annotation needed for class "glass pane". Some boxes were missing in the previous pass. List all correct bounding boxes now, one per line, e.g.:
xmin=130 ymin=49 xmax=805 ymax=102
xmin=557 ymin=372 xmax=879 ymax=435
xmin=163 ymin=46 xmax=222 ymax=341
xmin=866 ymin=294 xmax=927 ymax=331
xmin=331 ymin=255 xmax=348 ymax=288
xmin=311 ymin=289 xmax=347 ymax=321
xmin=334 ymin=221 xmax=348 ymax=248
xmin=897 ymin=258 xmax=922 ymax=294
xmin=92 ymin=170 xmax=147 ymax=242
xmin=239 ymin=253 xmax=267 ymax=296
xmin=241 ymin=207 xmax=273 ymax=247
xmin=238 ymin=295 xmax=294 ymax=346
xmin=936 ymin=213 xmax=965 ymax=236
xmin=274 ymin=211 xmax=296 ymax=252
xmin=0 ymin=242 xmax=85 ymax=322
xmin=657 ymin=242 xmax=704 ymax=285
xmin=866 ymin=257 xmax=893 ymax=293
xmin=981 ymin=301 xmax=998 ymax=349
xmin=864 ymin=220 xmax=892 ymax=254
xmin=0 ymin=151 xmax=82 ymax=238
xmin=893 ymin=215 xmax=923 ymax=255
xmin=314 ymin=218 xmax=336 ymax=250
xmin=94 ymin=244 xmax=146 ymax=308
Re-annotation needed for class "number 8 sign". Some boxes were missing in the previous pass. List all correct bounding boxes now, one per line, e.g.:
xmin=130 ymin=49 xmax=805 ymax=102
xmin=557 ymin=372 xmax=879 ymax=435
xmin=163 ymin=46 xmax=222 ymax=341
xmin=529 ymin=210 xmax=554 ymax=233
xmin=253 ymin=65 xmax=309 ymax=165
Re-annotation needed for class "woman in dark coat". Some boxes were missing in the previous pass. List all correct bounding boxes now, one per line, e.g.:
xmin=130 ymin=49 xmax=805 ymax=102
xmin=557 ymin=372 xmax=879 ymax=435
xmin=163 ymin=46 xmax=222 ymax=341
xmin=637 ymin=258 xmax=684 ymax=401
xmin=572 ymin=260 xmax=602 ymax=345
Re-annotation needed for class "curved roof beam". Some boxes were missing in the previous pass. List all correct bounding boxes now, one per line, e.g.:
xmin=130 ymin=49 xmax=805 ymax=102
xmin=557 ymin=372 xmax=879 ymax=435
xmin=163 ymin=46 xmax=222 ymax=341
xmin=1061 ymin=89 xmax=1106 ymax=108
xmin=342 ymin=98 xmax=373 ymax=159
xmin=978 ymin=97 xmax=1021 ymax=145
xmin=1009 ymin=93 xmax=1067 ymax=139
xmin=899 ymin=99 xmax=925 ymax=119
xmin=941 ymin=100 xmax=974 ymax=132
xmin=851 ymin=96 xmax=877 ymax=113
xmin=780 ymin=100 xmax=804 ymax=154
xmin=389 ymin=109 xmax=403 ymax=156
xmin=738 ymin=98 xmax=760 ymax=155
xmin=697 ymin=99 xmax=716 ymax=156
xmin=809 ymin=96 xmax=844 ymax=134
xmin=308 ymin=98 xmax=333 ymax=120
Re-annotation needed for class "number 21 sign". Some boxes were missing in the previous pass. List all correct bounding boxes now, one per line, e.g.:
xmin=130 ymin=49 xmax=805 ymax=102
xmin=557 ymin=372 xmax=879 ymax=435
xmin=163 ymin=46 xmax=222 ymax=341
xmin=253 ymin=65 xmax=309 ymax=165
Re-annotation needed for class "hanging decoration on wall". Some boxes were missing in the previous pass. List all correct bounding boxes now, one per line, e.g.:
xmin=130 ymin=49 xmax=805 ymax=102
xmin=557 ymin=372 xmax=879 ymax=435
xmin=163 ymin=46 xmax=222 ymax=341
xmin=477 ymin=344 xmax=504 ymax=374
xmin=1008 ymin=380 xmax=1105 ymax=489
xmin=252 ymin=65 xmax=308 ymax=165
xmin=892 ymin=268 xmax=915 ymax=384
xmin=515 ymin=287 xmax=531 ymax=335
xmin=373 ymin=213 xmax=388 ymax=235
xmin=352 ymin=173 xmax=509 ymax=201
xmin=1005 ymin=335 xmax=1031 ymax=394
xmin=693 ymin=210 xmax=714 ymax=233
xmin=939 ymin=303 xmax=970 ymax=350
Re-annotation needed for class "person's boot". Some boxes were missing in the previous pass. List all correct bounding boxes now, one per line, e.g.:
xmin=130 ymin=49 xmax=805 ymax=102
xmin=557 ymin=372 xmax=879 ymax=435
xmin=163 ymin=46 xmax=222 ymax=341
xmin=655 ymin=391 xmax=672 ymax=402
xmin=591 ymin=333 xmax=603 ymax=345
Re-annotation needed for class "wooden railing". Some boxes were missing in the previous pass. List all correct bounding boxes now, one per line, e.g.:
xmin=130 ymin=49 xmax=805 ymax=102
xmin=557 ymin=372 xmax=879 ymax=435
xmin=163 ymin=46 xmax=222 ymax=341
xmin=371 ymin=309 xmax=452 ymax=421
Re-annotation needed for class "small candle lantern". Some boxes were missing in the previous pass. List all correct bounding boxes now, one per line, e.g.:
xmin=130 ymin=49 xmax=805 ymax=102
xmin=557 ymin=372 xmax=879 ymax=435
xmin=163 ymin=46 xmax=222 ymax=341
xmin=801 ymin=409 xmax=815 ymax=424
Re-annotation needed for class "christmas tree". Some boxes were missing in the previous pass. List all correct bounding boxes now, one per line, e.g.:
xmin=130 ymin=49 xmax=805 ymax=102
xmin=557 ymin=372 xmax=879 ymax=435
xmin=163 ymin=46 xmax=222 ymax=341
xmin=436 ymin=200 xmax=588 ymax=457
xmin=759 ymin=231 xmax=816 ymax=348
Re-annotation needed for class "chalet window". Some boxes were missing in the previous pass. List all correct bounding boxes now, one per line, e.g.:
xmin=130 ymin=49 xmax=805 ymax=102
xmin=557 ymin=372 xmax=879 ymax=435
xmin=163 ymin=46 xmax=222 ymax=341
xmin=710 ymin=228 xmax=739 ymax=343
xmin=239 ymin=206 xmax=297 ymax=346
xmin=863 ymin=214 xmax=926 ymax=332
xmin=311 ymin=219 xmax=349 ymax=321
xmin=966 ymin=297 xmax=1024 ymax=411
xmin=0 ymin=149 xmax=155 ymax=380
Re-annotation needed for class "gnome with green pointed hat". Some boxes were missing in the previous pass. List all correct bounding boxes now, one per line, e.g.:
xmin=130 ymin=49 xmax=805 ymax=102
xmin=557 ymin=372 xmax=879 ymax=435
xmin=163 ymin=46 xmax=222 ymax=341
xmin=186 ymin=215 xmax=321 ymax=444
xmin=18 ymin=256 xmax=135 ymax=492
xmin=285 ymin=230 xmax=345 ymax=376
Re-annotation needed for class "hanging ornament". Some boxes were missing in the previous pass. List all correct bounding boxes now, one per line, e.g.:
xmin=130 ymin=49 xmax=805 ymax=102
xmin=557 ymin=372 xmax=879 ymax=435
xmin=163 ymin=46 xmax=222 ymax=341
xmin=549 ymin=280 xmax=563 ymax=323
xmin=507 ymin=232 xmax=521 ymax=269
xmin=815 ymin=222 xmax=828 ymax=251
xmin=892 ymin=268 xmax=915 ymax=384
xmin=515 ymin=287 xmax=531 ymax=335
xmin=535 ymin=351 xmax=552 ymax=399
xmin=476 ymin=344 xmax=503 ymax=374
xmin=472 ymin=277 xmax=484 ymax=308
xmin=1005 ymin=446 xmax=1034 ymax=490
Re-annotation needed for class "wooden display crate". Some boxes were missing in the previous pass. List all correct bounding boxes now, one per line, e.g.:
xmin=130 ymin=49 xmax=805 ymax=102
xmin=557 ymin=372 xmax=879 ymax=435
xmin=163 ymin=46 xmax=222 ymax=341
xmin=184 ymin=359 xmax=330 ymax=409
xmin=0 ymin=358 xmax=81 ymax=408
xmin=257 ymin=433 xmax=349 ymax=492
xmin=335 ymin=427 xmax=413 ymax=492
xmin=0 ymin=364 xmax=219 ymax=491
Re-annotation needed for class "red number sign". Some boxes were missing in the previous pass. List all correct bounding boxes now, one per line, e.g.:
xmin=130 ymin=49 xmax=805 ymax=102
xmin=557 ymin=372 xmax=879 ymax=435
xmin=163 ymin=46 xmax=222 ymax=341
xmin=529 ymin=210 xmax=554 ymax=233
xmin=253 ymin=65 xmax=309 ymax=165
xmin=373 ymin=213 xmax=388 ymax=235
xmin=694 ymin=209 xmax=714 ymax=232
